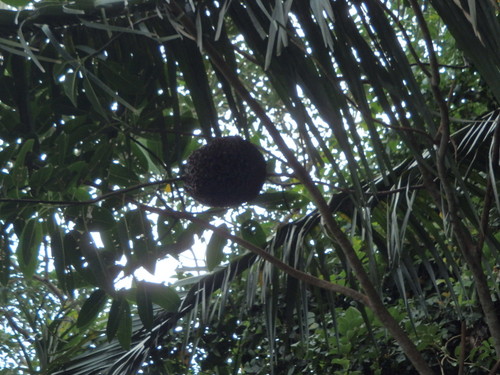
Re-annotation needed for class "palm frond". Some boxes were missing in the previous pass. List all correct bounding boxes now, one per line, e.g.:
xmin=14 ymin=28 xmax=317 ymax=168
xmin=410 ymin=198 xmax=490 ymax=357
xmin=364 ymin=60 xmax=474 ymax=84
xmin=52 ymin=252 xmax=256 ymax=375
xmin=64 ymin=108 xmax=499 ymax=375
xmin=430 ymin=0 xmax=500 ymax=102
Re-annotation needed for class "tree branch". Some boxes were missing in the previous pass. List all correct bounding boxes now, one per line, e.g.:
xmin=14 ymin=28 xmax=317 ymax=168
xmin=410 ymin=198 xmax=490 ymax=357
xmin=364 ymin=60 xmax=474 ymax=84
xmin=0 ymin=178 xmax=181 ymax=206
xmin=32 ymin=274 xmax=66 ymax=304
xmin=2 ymin=309 xmax=33 ymax=342
xmin=137 ymin=202 xmax=369 ymax=306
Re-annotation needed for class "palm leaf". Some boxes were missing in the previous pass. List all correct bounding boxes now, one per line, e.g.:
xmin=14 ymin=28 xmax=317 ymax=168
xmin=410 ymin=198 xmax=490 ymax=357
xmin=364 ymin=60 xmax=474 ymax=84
xmin=430 ymin=0 xmax=500 ymax=102
xmin=52 ymin=252 xmax=257 ymax=375
xmin=56 ymin=108 xmax=499 ymax=374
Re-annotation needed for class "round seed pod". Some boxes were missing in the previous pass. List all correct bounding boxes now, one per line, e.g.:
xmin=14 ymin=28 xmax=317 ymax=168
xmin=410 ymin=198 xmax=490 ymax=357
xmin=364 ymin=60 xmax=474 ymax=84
xmin=184 ymin=136 xmax=267 ymax=207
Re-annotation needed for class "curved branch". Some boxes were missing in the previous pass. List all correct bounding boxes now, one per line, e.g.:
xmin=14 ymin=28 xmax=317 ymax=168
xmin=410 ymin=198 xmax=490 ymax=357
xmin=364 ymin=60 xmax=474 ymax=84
xmin=137 ymin=202 xmax=369 ymax=306
xmin=2 ymin=309 xmax=33 ymax=342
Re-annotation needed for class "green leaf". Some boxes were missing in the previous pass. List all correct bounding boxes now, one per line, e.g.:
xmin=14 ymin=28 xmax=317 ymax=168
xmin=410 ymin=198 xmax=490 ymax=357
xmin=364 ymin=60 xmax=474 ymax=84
xmin=61 ymin=68 xmax=79 ymax=107
xmin=206 ymin=224 xmax=228 ymax=271
xmin=30 ymin=164 xmax=54 ymax=188
xmin=96 ymin=60 xmax=146 ymax=95
xmin=17 ymin=219 xmax=42 ymax=278
xmin=83 ymin=77 xmax=108 ymax=119
xmin=143 ymin=137 xmax=164 ymax=175
xmin=107 ymin=298 xmax=122 ymax=342
xmin=87 ymin=206 xmax=116 ymax=231
xmin=50 ymin=222 xmax=73 ymax=294
xmin=251 ymin=191 xmax=307 ymax=210
xmin=169 ymin=39 xmax=217 ymax=137
xmin=241 ymin=220 xmax=267 ymax=248
xmin=1 ymin=0 xmax=31 ymax=9
xmin=66 ymin=160 xmax=88 ymax=178
xmin=134 ymin=237 xmax=156 ymax=274
xmin=116 ymin=299 xmax=132 ymax=350
xmin=148 ymin=283 xmax=181 ymax=312
xmin=157 ymin=214 xmax=182 ymax=246
xmin=162 ymin=222 xmax=203 ymax=254
xmin=88 ymin=142 xmax=113 ymax=178
xmin=130 ymin=142 xmax=150 ymax=174
xmin=66 ymin=186 xmax=92 ymax=202
xmin=10 ymin=165 xmax=28 ymax=189
xmin=77 ymin=289 xmax=108 ymax=328
xmin=77 ymin=232 xmax=118 ymax=289
xmin=122 ymin=210 xmax=150 ymax=238
xmin=120 ymin=211 xmax=157 ymax=272
xmin=13 ymin=139 xmax=34 ymax=169
xmin=107 ymin=296 xmax=132 ymax=346
xmin=109 ymin=164 xmax=140 ymax=186
xmin=136 ymin=281 xmax=154 ymax=330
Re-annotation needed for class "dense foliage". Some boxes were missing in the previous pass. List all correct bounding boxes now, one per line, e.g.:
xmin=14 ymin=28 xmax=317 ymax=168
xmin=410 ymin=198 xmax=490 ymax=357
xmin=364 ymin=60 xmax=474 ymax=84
xmin=0 ymin=0 xmax=499 ymax=374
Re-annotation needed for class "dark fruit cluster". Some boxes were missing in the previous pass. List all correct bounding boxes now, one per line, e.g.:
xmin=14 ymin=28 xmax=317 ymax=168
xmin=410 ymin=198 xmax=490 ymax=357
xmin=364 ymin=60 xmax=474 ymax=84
xmin=184 ymin=136 xmax=267 ymax=207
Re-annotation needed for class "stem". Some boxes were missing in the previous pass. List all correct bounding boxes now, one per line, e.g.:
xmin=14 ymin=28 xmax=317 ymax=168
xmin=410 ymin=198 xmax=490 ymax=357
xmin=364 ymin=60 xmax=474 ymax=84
xmin=458 ymin=320 xmax=465 ymax=375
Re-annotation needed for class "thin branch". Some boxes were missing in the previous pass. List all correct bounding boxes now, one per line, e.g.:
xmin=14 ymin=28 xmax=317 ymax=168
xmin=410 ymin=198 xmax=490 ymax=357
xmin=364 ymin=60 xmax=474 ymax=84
xmin=377 ymin=120 xmax=435 ymax=141
xmin=0 ymin=178 xmax=181 ymax=206
xmin=2 ymin=310 xmax=33 ymax=342
xmin=32 ymin=274 xmax=66 ymax=304
xmin=409 ymin=63 xmax=469 ymax=70
xmin=270 ymin=177 xmax=425 ymax=197
xmin=137 ymin=202 xmax=369 ymax=306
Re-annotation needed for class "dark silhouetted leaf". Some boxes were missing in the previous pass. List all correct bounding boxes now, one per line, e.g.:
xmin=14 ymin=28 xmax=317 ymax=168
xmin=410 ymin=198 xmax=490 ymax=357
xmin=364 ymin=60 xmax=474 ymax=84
xmin=136 ymin=281 xmax=154 ymax=330
xmin=252 ymin=191 xmax=307 ymax=210
xmin=107 ymin=295 xmax=132 ymax=348
xmin=77 ymin=289 xmax=108 ymax=328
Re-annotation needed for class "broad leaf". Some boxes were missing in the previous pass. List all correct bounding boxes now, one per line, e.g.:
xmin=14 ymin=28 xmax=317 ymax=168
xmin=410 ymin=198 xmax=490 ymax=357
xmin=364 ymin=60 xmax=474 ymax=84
xmin=107 ymin=295 xmax=132 ymax=349
xmin=77 ymin=289 xmax=108 ymax=328
xmin=148 ymin=283 xmax=181 ymax=312
xmin=136 ymin=281 xmax=154 ymax=330
xmin=206 ymin=224 xmax=228 ymax=271
xmin=17 ymin=219 xmax=42 ymax=278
